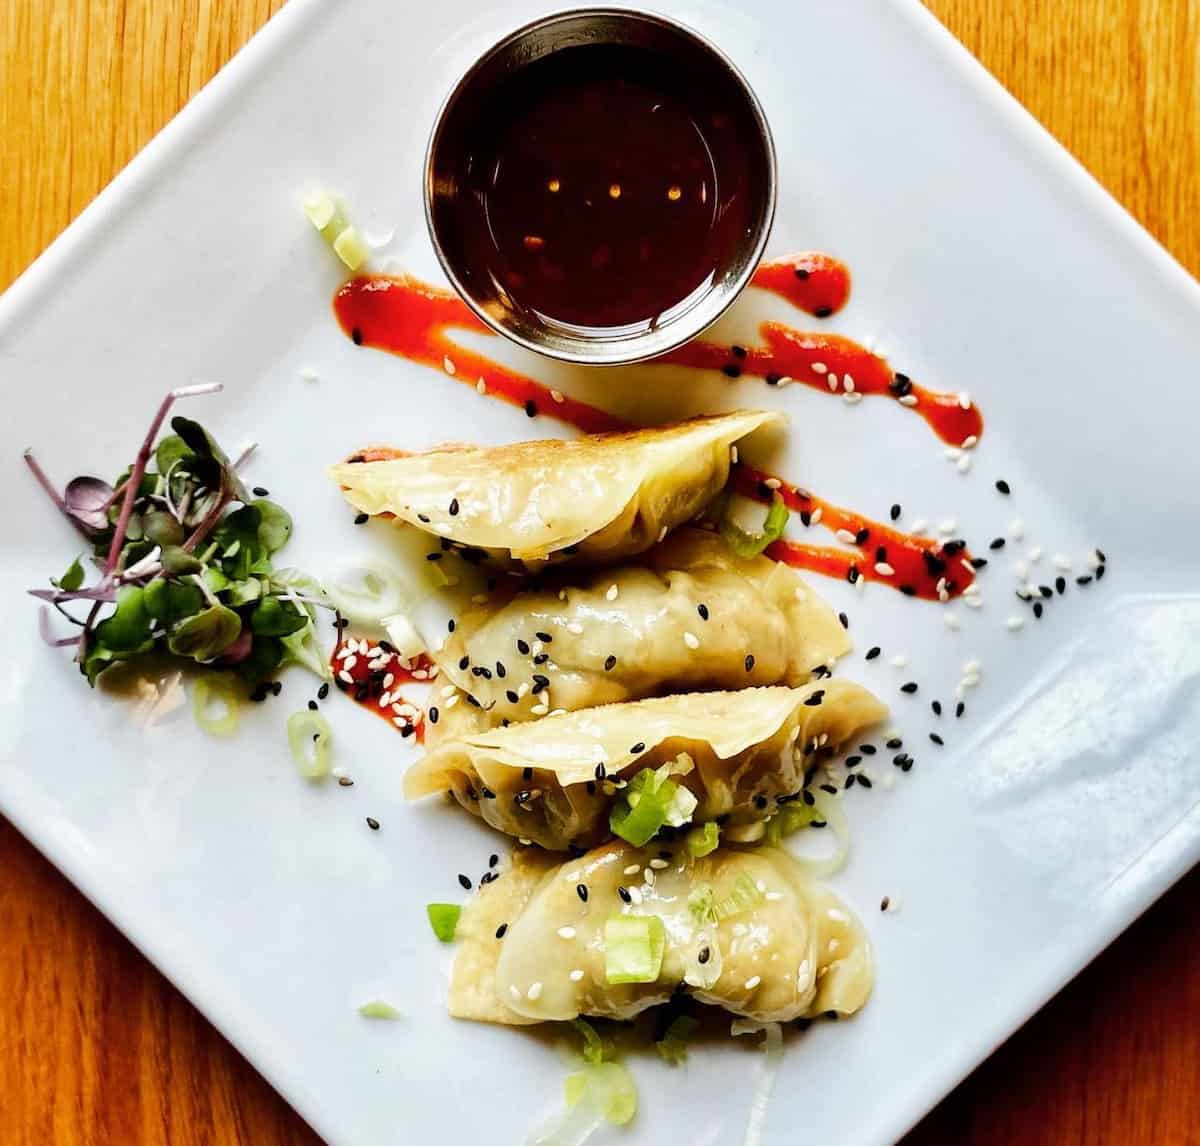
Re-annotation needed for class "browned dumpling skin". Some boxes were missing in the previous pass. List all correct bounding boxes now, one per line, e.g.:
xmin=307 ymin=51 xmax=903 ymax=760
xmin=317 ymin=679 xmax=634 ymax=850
xmin=450 ymin=839 xmax=873 ymax=1026
xmin=407 ymin=683 xmax=887 ymax=851
xmin=329 ymin=410 xmax=781 ymax=566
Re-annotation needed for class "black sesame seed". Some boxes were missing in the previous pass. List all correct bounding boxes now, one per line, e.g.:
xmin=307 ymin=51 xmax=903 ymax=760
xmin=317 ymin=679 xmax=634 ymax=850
xmin=489 ymin=854 xmax=499 ymax=869
xmin=353 ymin=512 xmax=369 ymax=525
xmin=416 ymin=513 xmax=431 ymax=524
xmin=1075 ymin=574 xmax=1093 ymax=586
xmin=845 ymin=755 xmax=862 ymax=768
xmin=1055 ymin=576 xmax=1067 ymax=595
xmin=697 ymin=603 xmax=709 ymax=621
xmin=523 ymin=767 xmax=533 ymax=781
xmin=943 ymin=539 xmax=966 ymax=555
xmin=595 ymin=762 xmax=607 ymax=780
xmin=252 ymin=486 xmax=270 ymax=497
xmin=847 ymin=566 xmax=860 ymax=585
xmin=800 ymin=510 xmax=812 ymax=526
xmin=1096 ymin=564 xmax=1106 ymax=580
xmin=844 ymin=773 xmax=857 ymax=789
xmin=858 ymin=775 xmax=874 ymax=789
xmin=855 ymin=528 xmax=870 ymax=546
xmin=495 ymin=923 xmax=508 ymax=939
xmin=479 ymin=871 xmax=496 ymax=885
xmin=875 ymin=545 xmax=888 ymax=564
xmin=585 ymin=781 xmax=596 ymax=795
xmin=754 ymin=793 xmax=768 ymax=810
xmin=1038 ymin=585 xmax=1054 ymax=599
xmin=400 ymin=725 xmax=415 ymax=738
xmin=337 ymin=776 xmax=354 ymax=787
xmin=532 ymin=674 xmax=550 ymax=688
xmin=989 ymin=537 xmax=1006 ymax=550
xmin=481 ymin=787 xmax=496 ymax=800
xmin=1033 ymin=602 xmax=1044 ymax=619
xmin=425 ymin=552 xmax=442 ymax=562
xmin=890 ymin=504 xmax=902 ymax=521
xmin=931 ymin=700 xmax=942 ymax=716
xmin=629 ymin=742 xmax=646 ymax=755
xmin=458 ymin=656 xmax=470 ymax=670
xmin=721 ymin=363 xmax=742 ymax=378
xmin=618 ymin=886 xmax=632 ymax=904
xmin=731 ymin=344 xmax=747 ymax=359
xmin=576 ymin=884 xmax=588 ymax=903
xmin=524 ymin=399 xmax=537 ymax=418
xmin=803 ymin=690 xmax=825 ymax=707
xmin=865 ymin=646 xmax=881 ymax=661
xmin=900 ymin=681 xmax=918 ymax=694
xmin=516 ymin=639 xmax=530 ymax=655
xmin=535 ymin=631 xmax=553 ymax=643
xmin=448 ymin=497 xmax=459 ymax=516
xmin=899 ymin=584 xmax=917 ymax=597
xmin=317 ymin=682 xmax=330 ymax=700
xmin=995 ymin=479 xmax=1011 ymax=495
xmin=533 ymin=653 xmax=549 ymax=665
xmin=922 ymin=550 xmax=947 ymax=576
xmin=429 ymin=706 xmax=439 ymax=724
xmin=889 ymin=372 xmax=912 ymax=396
xmin=744 ymin=654 xmax=755 ymax=672
xmin=366 ymin=817 xmax=380 ymax=831
xmin=956 ymin=702 xmax=965 ymax=718
xmin=801 ymin=789 xmax=816 ymax=806
xmin=765 ymin=372 xmax=782 ymax=386
xmin=929 ymin=733 xmax=944 ymax=746
xmin=604 ymin=655 xmax=617 ymax=671
xmin=351 ymin=327 xmax=363 ymax=345
xmin=973 ymin=557 xmax=989 ymax=569
xmin=505 ymin=690 xmax=519 ymax=704
xmin=886 ymin=738 xmax=903 ymax=750
xmin=838 ymin=612 xmax=849 ymax=630
xmin=794 ymin=267 xmax=810 ymax=280
xmin=814 ymin=305 xmax=833 ymax=318
xmin=495 ymin=661 xmax=506 ymax=678
xmin=307 ymin=699 xmax=318 ymax=711
xmin=1097 ymin=548 xmax=1108 ymax=563
xmin=697 ymin=945 xmax=711 ymax=964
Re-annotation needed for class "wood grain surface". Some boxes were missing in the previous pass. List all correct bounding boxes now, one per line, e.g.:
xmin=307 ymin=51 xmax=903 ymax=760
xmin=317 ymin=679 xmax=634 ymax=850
xmin=1 ymin=2 xmax=1197 ymax=1144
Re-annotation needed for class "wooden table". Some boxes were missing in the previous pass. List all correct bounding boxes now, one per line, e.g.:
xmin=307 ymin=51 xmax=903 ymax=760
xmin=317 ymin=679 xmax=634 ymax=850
xmin=1 ymin=3 xmax=1197 ymax=1143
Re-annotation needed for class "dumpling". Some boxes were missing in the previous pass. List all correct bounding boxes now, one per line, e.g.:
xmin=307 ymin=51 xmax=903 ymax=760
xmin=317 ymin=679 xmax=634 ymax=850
xmin=328 ymin=410 xmax=780 ymax=566
xmin=449 ymin=839 xmax=872 ymax=1025
xmin=406 ymin=683 xmax=887 ymax=851
xmin=426 ymin=528 xmax=849 ymax=722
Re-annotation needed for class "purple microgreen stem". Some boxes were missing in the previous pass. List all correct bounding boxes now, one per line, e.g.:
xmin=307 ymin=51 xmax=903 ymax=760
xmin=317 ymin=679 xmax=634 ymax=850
xmin=38 ymin=607 xmax=82 ymax=648
xmin=23 ymin=450 xmax=97 ymax=542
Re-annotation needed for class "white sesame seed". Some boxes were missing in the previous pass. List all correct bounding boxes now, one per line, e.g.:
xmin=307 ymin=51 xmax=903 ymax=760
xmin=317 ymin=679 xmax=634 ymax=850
xmin=509 ymin=985 xmax=521 ymax=1000
xmin=567 ymin=622 xmax=584 ymax=635
xmin=938 ymin=519 xmax=958 ymax=536
xmin=899 ymin=394 xmax=918 ymax=407
xmin=629 ymin=887 xmax=643 ymax=905
xmin=391 ymin=716 xmax=408 ymax=728
xmin=335 ymin=645 xmax=353 ymax=661
xmin=475 ymin=378 xmax=487 ymax=395
xmin=811 ymin=362 xmax=828 ymax=374
xmin=793 ymin=586 xmax=807 ymax=602
xmin=826 ymin=907 xmax=849 ymax=922
xmin=944 ymin=613 xmax=961 ymax=630
xmin=445 ymin=694 xmax=460 ymax=709
xmin=755 ymin=879 xmax=767 ymax=894
xmin=765 ymin=891 xmax=784 ymax=901
xmin=531 ymin=641 xmax=543 ymax=656
xmin=569 ymin=969 xmax=585 ymax=982
xmin=961 ymin=435 xmax=978 ymax=449
xmin=1028 ymin=545 xmax=1042 ymax=563
xmin=550 ymin=389 xmax=565 ymax=404
xmin=649 ymin=858 xmax=669 ymax=869
xmin=956 ymin=455 xmax=972 ymax=473
xmin=827 ymin=938 xmax=841 ymax=954
xmin=965 ymin=596 xmax=983 ymax=609
xmin=434 ymin=522 xmax=452 ymax=535
xmin=843 ymin=373 xmax=855 ymax=393
xmin=443 ymin=356 xmax=456 ymax=376
xmin=382 ymin=672 xmax=395 ymax=688
xmin=843 ymin=392 xmax=864 ymax=405
xmin=1014 ymin=560 xmax=1030 ymax=579
xmin=809 ymin=507 xmax=823 ymax=525
xmin=837 ymin=528 xmax=858 ymax=544
xmin=744 ymin=975 xmax=761 ymax=990
xmin=857 ymin=575 xmax=867 ymax=594
xmin=944 ymin=446 xmax=963 ymax=461
xmin=379 ymin=691 xmax=392 ymax=708
xmin=826 ymin=372 xmax=839 ymax=391
xmin=624 ymin=864 xmax=641 ymax=875
xmin=963 ymin=660 xmax=981 ymax=674
xmin=605 ymin=584 xmax=619 ymax=601
xmin=657 ymin=526 xmax=669 ymax=542
xmin=874 ymin=562 xmax=896 ymax=577
xmin=517 ymin=682 xmax=529 ymax=698
xmin=331 ymin=766 xmax=348 ymax=779
xmin=558 ymin=589 xmax=567 ymax=600
xmin=963 ymin=673 xmax=980 ymax=688
xmin=939 ymin=587 xmax=950 ymax=602
xmin=909 ymin=518 xmax=929 ymax=534
xmin=818 ymin=732 xmax=829 ymax=747
xmin=961 ymin=558 xmax=976 ymax=576
xmin=1006 ymin=616 xmax=1025 ymax=632
xmin=683 ymin=632 xmax=700 ymax=649
xmin=729 ymin=445 xmax=739 ymax=465
xmin=441 ymin=684 xmax=458 ymax=698
xmin=643 ymin=868 xmax=656 ymax=886
xmin=557 ymin=926 xmax=576 ymax=940
xmin=526 ymin=982 xmax=543 ymax=1001
xmin=890 ymin=654 xmax=907 ymax=668
xmin=763 ymin=477 xmax=782 ymax=490
xmin=957 ymin=391 xmax=971 ymax=409
xmin=775 ymin=375 xmax=794 ymax=388
xmin=530 ymin=703 xmax=549 ymax=715
xmin=1009 ymin=519 xmax=1025 ymax=541
xmin=300 ymin=366 xmax=319 ymax=383
xmin=1054 ymin=553 xmax=1072 ymax=571
xmin=338 ymin=669 xmax=354 ymax=684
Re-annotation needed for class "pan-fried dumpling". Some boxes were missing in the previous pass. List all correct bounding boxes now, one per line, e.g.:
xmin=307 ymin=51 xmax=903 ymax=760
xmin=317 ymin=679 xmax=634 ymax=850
xmin=449 ymin=839 xmax=872 ymax=1025
xmin=328 ymin=410 xmax=780 ymax=566
xmin=427 ymin=528 xmax=849 ymax=721
xmin=407 ymin=683 xmax=886 ymax=851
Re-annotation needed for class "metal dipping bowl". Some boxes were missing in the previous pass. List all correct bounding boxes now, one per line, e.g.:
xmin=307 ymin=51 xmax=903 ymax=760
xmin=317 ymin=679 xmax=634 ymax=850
xmin=424 ymin=8 xmax=777 ymax=365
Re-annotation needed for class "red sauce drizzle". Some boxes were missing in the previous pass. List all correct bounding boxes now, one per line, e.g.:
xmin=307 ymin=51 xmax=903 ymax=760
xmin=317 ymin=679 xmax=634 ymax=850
xmin=331 ymin=634 xmax=430 ymax=741
xmin=750 ymin=252 xmax=851 ymax=316
xmin=332 ymin=263 xmax=980 ymax=600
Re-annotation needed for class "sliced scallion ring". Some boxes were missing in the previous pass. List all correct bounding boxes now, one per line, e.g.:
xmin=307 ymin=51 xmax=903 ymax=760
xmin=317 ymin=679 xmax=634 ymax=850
xmin=192 ymin=673 xmax=241 ymax=738
xmin=325 ymin=561 xmax=406 ymax=626
xmin=287 ymin=709 xmax=332 ymax=779
xmin=721 ymin=495 xmax=789 ymax=558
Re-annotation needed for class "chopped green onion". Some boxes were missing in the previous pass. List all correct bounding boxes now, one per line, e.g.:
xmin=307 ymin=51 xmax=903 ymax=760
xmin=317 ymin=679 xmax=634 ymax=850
xmin=571 ymin=1018 xmax=607 ymax=1066
xmin=357 ymin=999 xmax=402 ymax=1020
xmin=192 ymin=673 xmax=241 ymax=738
xmin=564 ymin=1062 xmax=638 ymax=1126
xmin=655 ymin=1014 xmax=699 ymax=1065
xmin=713 ymin=872 xmax=765 ymax=921
xmin=764 ymin=802 xmax=821 ymax=844
xmin=332 ymin=226 xmax=370 ymax=272
xmin=287 ymin=709 xmax=332 ymax=779
xmin=303 ymin=192 xmax=368 ymax=270
xmin=603 ymin=914 xmax=666 ymax=985
xmin=426 ymin=903 xmax=461 ymax=942
xmin=785 ymin=789 xmax=851 ymax=878
xmin=721 ymin=496 xmax=789 ymax=558
xmin=687 ymin=884 xmax=715 ymax=923
xmin=686 ymin=821 xmax=720 ymax=857
xmin=609 ymin=765 xmax=696 ymax=847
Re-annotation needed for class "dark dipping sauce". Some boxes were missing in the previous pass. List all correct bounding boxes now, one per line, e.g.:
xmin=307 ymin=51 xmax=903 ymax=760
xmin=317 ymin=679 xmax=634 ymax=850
xmin=429 ymin=41 xmax=764 ymax=333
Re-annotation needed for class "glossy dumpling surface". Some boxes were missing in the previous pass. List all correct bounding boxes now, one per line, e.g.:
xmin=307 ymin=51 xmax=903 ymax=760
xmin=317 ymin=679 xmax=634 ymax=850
xmin=429 ymin=528 xmax=850 ymax=721
xmin=328 ymin=410 xmax=781 ymax=564
xmin=449 ymin=839 xmax=872 ymax=1025
xmin=406 ymin=683 xmax=886 ymax=850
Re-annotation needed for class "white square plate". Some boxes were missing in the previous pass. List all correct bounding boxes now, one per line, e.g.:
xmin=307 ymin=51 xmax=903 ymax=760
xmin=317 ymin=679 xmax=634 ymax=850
xmin=2 ymin=1 xmax=1198 ymax=1143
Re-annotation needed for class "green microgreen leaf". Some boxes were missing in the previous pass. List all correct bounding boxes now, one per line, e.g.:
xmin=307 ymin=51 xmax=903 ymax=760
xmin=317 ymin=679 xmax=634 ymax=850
xmin=250 ymin=594 xmax=308 ymax=637
xmin=253 ymin=499 xmax=292 ymax=553
xmin=167 ymin=603 xmax=242 ymax=662
xmin=142 ymin=510 xmax=184 ymax=547
xmin=54 ymin=555 xmax=86 ymax=592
